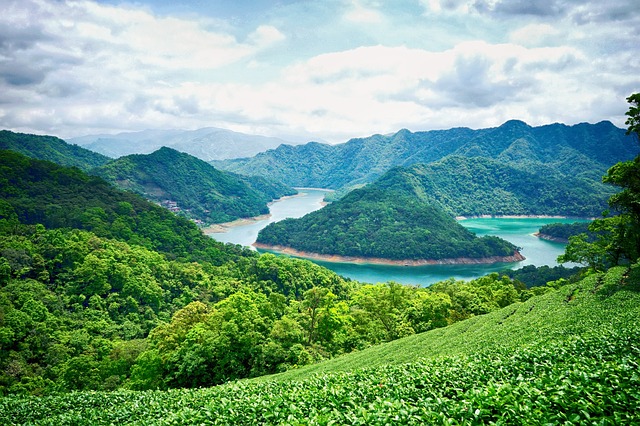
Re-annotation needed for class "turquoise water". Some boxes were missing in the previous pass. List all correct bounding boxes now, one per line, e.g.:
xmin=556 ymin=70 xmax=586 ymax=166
xmin=209 ymin=190 xmax=588 ymax=286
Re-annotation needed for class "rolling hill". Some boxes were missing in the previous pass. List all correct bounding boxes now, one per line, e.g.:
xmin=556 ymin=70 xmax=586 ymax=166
xmin=92 ymin=147 xmax=296 ymax=225
xmin=0 ymin=130 xmax=110 ymax=171
xmin=3 ymin=264 xmax=638 ymax=424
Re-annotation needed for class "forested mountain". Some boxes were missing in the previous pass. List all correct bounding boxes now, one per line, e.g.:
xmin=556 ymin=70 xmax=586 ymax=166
xmin=374 ymin=156 xmax=612 ymax=217
xmin=0 ymin=150 xmax=251 ymax=264
xmin=254 ymin=151 xmax=610 ymax=262
xmin=92 ymin=147 xmax=296 ymax=225
xmin=257 ymin=184 xmax=520 ymax=262
xmin=215 ymin=121 xmax=637 ymax=204
xmin=68 ymin=127 xmax=294 ymax=161
xmin=0 ymin=130 xmax=110 ymax=171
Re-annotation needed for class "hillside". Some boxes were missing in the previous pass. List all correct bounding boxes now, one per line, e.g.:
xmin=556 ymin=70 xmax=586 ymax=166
xmin=0 ymin=149 xmax=247 ymax=264
xmin=215 ymin=120 xmax=637 ymax=209
xmin=3 ymin=265 xmax=638 ymax=424
xmin=0 ymin=130 xmax=110 ymax=171
xmin=92 ymin=147 xmax=296 ymax=225
xmin=256 ymin=185 xmax=521 ymax=263
xmin=68 ymin=127 xmax=294 ymax=161
xmin=374 ymin=156 xmax=611 ymax=217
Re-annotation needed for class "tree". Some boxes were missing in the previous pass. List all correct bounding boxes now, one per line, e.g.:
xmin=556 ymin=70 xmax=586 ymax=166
xmin=561 ymin=93 xmax=640 ymax=269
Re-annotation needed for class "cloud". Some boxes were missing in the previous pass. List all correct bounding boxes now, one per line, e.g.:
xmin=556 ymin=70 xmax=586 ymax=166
xmin=472 ymin=0 xmax=569 ymax=17
xmin=0 ymin=0 xmax=637 ymax=142
xmin=344 ymin=0 xmax=384 ymax=23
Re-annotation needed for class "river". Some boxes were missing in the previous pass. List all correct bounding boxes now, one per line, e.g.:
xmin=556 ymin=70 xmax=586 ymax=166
xmin=208 ymin=189 xmax=588 ymax=286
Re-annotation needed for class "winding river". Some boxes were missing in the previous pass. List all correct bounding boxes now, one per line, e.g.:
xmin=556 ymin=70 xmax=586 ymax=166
xmin=208 ymin=189 xmax=587 ymax=286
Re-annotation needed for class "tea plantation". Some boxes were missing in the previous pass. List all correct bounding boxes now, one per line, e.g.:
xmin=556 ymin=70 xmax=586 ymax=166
xmin=2 ymin=264 xmax=639 ymax=425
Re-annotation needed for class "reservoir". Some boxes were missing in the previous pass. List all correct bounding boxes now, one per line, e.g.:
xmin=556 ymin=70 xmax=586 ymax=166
xmin=208 ymin=189 xmax=587 ymax=286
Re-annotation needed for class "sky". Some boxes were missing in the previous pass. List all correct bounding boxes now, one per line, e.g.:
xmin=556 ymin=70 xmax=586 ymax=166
xmin=1 ymin=0 xmax=639 ymax=143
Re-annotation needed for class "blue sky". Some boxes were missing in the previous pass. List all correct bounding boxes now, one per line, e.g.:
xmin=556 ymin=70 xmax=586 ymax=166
xmin=1 ymin=0 xmax=639 ymax=142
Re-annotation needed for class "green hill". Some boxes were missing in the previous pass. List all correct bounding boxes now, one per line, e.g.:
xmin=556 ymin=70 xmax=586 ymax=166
xmin=92 ymin=147 xmax=296 ymax=225
xmin=257 ymin=184 xmax=520 ymax=262
xmin=2 ymin=265 xmax=638 ymax=424
xmin=0 ymin=149 xmax=247 ymax=264
xmin=0 ymin=130 xmax=110 ymax=171
xmin=374 ymin=156 xmax=611 ymax=217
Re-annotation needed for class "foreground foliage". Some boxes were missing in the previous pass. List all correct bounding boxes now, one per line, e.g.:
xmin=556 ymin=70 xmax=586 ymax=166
xmin=2 ymin=265 xmax=638 ymax=425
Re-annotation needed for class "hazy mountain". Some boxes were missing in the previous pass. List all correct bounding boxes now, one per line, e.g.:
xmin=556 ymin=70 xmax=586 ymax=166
xmin=92 ymin=147 xmax=296 ymax=225
xmin=215 ymin=120 xmax=638 ymax=192
xmin=0 ymin=130 xmax=110 ymax=171
xmin=67 ymin=127 xmax=296 ymax=161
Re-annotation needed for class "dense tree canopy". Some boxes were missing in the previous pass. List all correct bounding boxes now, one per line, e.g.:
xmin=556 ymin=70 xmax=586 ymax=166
xmin=93 ymin=147 xmax=296 ymax=225
xmin=560 ymin=93 xmax=640 ymax=270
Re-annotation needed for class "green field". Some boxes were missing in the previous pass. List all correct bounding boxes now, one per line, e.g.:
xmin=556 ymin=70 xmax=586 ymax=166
xmin=3 ymin=265 xmax=638 ymax=425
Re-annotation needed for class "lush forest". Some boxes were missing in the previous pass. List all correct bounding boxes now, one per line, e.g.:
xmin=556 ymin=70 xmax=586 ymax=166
xmin=257 ymin=185 xmax=519 ymax=261
xmin=0 ymin=150 xmax=542 ymax=395
xmin=92 ymin=147 xmax=296 ymax=225
xmin=0 ymin=130 xmax=110 ymax=171
xmin=1 ymin=93 xmax=639 ymax=424
xmin=2 ymin=264 xmax=638 ymax=424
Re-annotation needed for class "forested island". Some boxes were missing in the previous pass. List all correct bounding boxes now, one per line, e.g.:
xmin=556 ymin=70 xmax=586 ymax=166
xmin=256 ymin=185 xmax=523 ymax=264
xmin=536 ymin=222 xmax=592 ymax=243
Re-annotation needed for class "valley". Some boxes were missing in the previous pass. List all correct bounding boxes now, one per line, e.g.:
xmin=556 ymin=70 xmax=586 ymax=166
xmin=209 ymin=189 xmax=587 ymax=285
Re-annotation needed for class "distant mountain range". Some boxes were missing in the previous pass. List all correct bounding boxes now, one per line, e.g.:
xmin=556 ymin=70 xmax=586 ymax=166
xmin=215 ymin=120 xmax=638 ymax=193
xmin=67 ymin=127 xmax=297 ymax=161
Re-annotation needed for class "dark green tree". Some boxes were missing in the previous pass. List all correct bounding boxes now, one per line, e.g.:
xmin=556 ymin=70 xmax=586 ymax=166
xmin=560 ymin=93 xmax=640 ymax=269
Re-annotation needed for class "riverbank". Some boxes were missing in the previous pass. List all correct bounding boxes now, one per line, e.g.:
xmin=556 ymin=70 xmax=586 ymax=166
xmin=534 ymin=232 xmax=569 ymax=243
xmin=202 ymin=214 xmax=271 ymax=234
xmin=456 ymin=214 xmax=594 ymax=220
xmin=253 ymin=243 xmax=525 ymax=266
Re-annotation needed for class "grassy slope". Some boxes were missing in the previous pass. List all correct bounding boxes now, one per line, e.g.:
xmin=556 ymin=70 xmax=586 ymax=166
xmin=261 ymin=265 xmax=638 ymax=382
xmin=3 ymin=266 xmax=639 ymax=425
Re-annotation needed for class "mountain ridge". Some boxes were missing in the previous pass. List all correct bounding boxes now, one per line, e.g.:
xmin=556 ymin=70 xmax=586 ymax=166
xmin=92 ymin=147 xmax=297 ymax=225
xmin=214 ymin=120 xmax=637 ymax=195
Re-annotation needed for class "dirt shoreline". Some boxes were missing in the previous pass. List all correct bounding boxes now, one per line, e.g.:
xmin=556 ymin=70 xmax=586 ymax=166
xmin=455 ymin=214 xmax=594 ymax=220
xmin=534 ymin=232 xmax=569 ymax=243
xmin=202 ymin=214 xmax=272 ymax=234
xmin=253 ymin=243 xmax=525 ymax=266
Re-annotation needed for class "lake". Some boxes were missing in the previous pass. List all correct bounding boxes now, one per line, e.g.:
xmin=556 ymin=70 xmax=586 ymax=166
xmin=208 ymin=189 xmax=587 ymax=286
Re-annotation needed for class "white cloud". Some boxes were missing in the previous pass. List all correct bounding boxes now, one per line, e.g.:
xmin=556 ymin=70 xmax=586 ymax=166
xmin=343 ymin=0 xmax=384 ymax=23
xmin=0 ymin=0 xmax=638 ymax=142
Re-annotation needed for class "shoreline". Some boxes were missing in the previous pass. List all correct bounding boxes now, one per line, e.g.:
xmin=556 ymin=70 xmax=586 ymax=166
xmin=202 ymin=189 xmax=332 ymax=234
xmin=456 ymin=214 xmax=595 ymax=220
xmin=202 ymin=214 xmax=271 ymax=234
xmin=253 ymin=243 xmax=526 ymax=266
xmin=534 ymin=232 xmax=569 ymax=244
